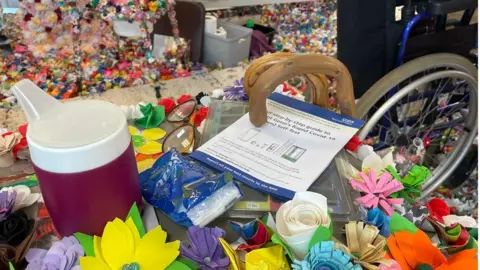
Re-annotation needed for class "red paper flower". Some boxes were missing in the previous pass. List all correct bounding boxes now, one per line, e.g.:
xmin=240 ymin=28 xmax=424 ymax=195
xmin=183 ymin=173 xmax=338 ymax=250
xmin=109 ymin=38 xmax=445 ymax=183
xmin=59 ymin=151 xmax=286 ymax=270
xmin=194 ymin=107 xmax=209 ymax=127
xmin=158 ymin=98 xmax=176 ymax=114
xmin=177 ymin=94 xmax=193 ymax=105
xmin=345 ymin=135 xmax=362 ymax=152
xmin=426 ymin=198 xmax=450 ymax=223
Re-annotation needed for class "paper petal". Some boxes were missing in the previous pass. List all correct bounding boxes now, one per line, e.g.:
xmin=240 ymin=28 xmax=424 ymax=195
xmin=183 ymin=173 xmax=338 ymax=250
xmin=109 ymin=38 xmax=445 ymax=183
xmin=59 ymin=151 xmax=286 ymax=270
xmin=143 ymin=128 xmax=167 ymax=141
xmin=136 ymin=141 xmax=163 ymax=155
xmin=126 ymin=203 xmax=146 ymax=238
xmin=219 ymin=238 xmax=244 ymax=270
xmin=101 ymin=219 xmax=135 ymax=269
xmin=245 ymin=245 xmax=289 ymax=270
xmin=134 ymin=227 xmax=179 ymax=269
xmin=79 ymin=256 xmax=111 ymax=270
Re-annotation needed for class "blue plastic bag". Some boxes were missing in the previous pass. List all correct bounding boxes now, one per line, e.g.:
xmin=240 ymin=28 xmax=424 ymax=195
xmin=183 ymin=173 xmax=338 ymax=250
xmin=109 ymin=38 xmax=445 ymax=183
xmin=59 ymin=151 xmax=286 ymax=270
xmin=139 ymin=148 xmax=242 ymax=227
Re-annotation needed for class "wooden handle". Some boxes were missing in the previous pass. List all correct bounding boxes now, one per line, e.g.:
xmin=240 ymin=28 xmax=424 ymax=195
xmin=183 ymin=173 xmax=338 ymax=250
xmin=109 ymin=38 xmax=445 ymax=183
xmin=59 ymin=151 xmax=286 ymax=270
xmin=244 ymin=53 xmax=356 ymax=127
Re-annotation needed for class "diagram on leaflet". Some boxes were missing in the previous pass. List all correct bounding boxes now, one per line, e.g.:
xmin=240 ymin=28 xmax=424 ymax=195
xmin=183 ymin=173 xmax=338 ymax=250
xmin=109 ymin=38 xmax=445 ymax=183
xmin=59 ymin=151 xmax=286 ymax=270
xmin=238 ymin=129 xmax=306 ymax=163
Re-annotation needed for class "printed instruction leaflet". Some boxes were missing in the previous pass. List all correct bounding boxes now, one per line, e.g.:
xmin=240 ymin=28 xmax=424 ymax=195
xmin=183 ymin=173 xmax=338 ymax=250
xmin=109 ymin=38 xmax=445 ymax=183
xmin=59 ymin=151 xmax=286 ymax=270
xmin=191 ymin=93 xmax=364 ymax=199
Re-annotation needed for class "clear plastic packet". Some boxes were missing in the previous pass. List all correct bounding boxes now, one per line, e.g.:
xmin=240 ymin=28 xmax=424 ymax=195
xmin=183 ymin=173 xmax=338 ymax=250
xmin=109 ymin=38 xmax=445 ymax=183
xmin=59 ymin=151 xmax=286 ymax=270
xmin=139 ymin=148 xmax=243 ymax=227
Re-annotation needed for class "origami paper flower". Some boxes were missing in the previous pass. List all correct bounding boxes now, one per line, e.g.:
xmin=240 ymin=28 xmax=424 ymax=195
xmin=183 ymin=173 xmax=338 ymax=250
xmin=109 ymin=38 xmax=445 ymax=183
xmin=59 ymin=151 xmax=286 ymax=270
xmin=180 ymin=226 xmax=230 ymax=270
xmin=349 ymin=170 xmax=404 ymax=216
xmin=350 ymin=149 xmax=395 ymax=178
xmin=229 ymin=219 xmax=270 ymax=251
xmin=223 ymin=78 xmax=248 ymax=101
xmin=0 ymin=132 xmax=22 ymax=168
xmin=426 ymin=215 xmax=477 ymax=254
xmin=364 ymin=208 xmax=391 ymax=237
xmin=245 ymin=245 xmax=290 ymax=270
xmin=292 ymin=241 xmax=362 ymax=270
xmin=275 ymin=192 xmax=332 ymax=260
xmin=341 ymin=221 xmax=390 ymax=269
xmin=78 ymin=204 xmax=181 ymax=270
xmin=386 ymin=229 xmax=478 ymax=270
xmin=425 ymin=198 xmax=450 ymax=223
xmin=0 ymin=191 xmax=16 ymax=221
xmin=26 ymin=236 xmax=84 ymax=270
xmin=129 ymin=125 xmax=166 ymax=158
xmin=1 ymin=185 xmax=41 ymax=212
xmin=158 ymin=98 xmax=176 ymax=114
xmin=387 ymin=165 xmax=430 ymax=203
xmin=134 ymin=103 xmax=166 ymax=129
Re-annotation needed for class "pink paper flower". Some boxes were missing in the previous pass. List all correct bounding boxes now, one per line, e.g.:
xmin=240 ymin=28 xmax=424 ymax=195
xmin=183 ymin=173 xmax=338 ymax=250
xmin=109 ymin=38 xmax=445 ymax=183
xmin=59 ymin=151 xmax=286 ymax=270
xmin=379 ymin=259 xmax=402 ymax=270
xmin=349 ymin=169 xmax=404 ymax=216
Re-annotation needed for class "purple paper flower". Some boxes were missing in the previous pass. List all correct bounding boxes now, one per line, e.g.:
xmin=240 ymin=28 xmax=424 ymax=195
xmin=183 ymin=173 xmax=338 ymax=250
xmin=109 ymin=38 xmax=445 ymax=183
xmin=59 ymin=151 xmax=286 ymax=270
xmin=25 ymin=236 xmax=84 ymax=270
xmin=181 ymin=226 xmax=230 ymax=270
xmin=0 ymin=190 xmax=16 ymax=221
xmin=223 ymin=78 xmax=249 ymax=101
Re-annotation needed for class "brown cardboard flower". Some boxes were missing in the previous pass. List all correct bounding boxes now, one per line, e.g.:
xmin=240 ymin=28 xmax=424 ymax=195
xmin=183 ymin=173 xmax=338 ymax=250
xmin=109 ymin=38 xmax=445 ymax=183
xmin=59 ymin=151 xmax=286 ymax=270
xmin=0 ymin=133 xmax=22 ymax=168
xmin=337 ymin=221 xmax=391 ymax=270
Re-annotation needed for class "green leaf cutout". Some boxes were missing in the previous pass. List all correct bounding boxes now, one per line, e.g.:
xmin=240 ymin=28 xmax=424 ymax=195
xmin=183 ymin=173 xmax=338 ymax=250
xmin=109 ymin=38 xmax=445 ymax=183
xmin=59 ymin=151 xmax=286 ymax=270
xmin=135 ymin=104 xmax=165 ymax=129
xmin=389 ymin=213 xmax=418 ymax=234
xmin=8 ymin=262 xmax=14 ymax=270
xmin=131 ymin=135 xmax=146 ymax=148
xmin=271 ymin=233 xmax=294 ymax=261
xmin=74 ymin=232 xmax=95 ymax=256
xmin=165 ymin=261 xmax=191 ymax=270
xmin=177 ymin=258 xmax=200 ymax=270
xmin=127 ymin=203 xmax=146 ymax=238
xmin=308 ymin=223 xmax=333 ymax=250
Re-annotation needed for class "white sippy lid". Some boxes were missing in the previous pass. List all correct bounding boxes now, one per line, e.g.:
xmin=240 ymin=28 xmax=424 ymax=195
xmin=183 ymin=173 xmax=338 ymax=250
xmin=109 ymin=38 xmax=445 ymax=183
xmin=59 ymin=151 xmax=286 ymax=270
xmin=12 ymin=79 xmax=132 ymax=174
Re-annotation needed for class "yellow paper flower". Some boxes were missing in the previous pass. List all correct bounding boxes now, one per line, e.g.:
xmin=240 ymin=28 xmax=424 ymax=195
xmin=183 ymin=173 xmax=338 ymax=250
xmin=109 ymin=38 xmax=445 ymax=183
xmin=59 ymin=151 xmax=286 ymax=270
xmin=80 ymin=218 xmax=180 ymax=270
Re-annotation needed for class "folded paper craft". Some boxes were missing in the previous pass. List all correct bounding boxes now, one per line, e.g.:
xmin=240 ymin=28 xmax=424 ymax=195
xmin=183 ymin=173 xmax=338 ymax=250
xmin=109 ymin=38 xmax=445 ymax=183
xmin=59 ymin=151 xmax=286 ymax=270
xmin=386 ymin=229 xmax=478 ymax=270
xmin=245 ymin=245 xmax=290 ymax=270
xmin=292 ymin=241 xmax=362 ymax=270
xmin=77 ymin=203 xmax=186 ymax=270
xmin=275 ymin=191 xmax=332 ymax=260
xmin=349 ymin=170 xmax=404 ymax=216
xmin=229 ymin=219 xmax=270 ymax=251
xmin=387 ymin=165 xmax=430 ymax=203
xmin=180 ymin=226 xmax=230 ymax=270
xmin=134 ymin=103 xmax=166 ymax=129
xmin=342 ymin=221 xmax=390 ymax=270
xmin=364 ymin=208 xmax=391 ymax=237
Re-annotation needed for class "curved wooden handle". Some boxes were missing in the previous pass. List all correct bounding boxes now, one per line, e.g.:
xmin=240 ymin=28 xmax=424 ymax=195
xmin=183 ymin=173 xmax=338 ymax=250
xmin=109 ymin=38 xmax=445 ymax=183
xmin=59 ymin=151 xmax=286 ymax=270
xmin=244 ymin=53 xmax=356 ymax=127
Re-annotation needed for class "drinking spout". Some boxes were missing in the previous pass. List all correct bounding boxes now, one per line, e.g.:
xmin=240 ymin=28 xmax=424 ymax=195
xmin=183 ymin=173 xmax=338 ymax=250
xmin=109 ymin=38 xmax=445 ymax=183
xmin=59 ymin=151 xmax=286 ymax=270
xmin=11 ymin=79 xmax=61 ymax=123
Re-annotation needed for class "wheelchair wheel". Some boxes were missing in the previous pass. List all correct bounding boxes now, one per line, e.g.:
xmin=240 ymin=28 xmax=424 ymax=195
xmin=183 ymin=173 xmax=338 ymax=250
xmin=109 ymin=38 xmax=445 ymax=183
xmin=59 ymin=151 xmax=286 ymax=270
xmin=356 ymin=56 xmax=477 ymax=200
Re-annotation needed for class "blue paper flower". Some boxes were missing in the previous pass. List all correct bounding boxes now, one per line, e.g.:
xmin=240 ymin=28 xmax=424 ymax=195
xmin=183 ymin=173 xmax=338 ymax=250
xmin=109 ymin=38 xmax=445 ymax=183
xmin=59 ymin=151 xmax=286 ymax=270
xmin=365 ymin=208 xmax=391 ymax=237
xmin=292 ymin=241 xmax=362 ymax=270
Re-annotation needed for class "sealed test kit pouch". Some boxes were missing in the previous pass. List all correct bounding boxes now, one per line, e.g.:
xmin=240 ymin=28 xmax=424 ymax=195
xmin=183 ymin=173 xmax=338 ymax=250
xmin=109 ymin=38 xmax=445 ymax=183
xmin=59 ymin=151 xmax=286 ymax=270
xmin=139 ymin=148 xmax=243 ymax=227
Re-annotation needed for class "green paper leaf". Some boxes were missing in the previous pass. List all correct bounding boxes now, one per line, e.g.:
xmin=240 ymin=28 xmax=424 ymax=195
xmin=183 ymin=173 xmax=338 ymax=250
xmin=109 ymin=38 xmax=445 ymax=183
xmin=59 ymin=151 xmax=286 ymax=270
xmin=74 ymin=232 xmax=95 ymax=256
xmin=465 ymin=235 xmax=478 ymax=249
xmin=8 ymin=262 xmax=14 ymax=270
xmin=177 ymin=258 xmax=200 ymax=270
xmin=385 ymin=165 xmax=402 ymax=181
xmin=166 ymin=261 xmax=191 ymax=270
xmin=132 ymin=135 xmax=146 ymax=148
xmin=389 ymin=213 xmax=418 ymax=234
xmin=134 ymin=105 xmax=165 ymax=129
xmin=127 ymin=203 xmax=146 ymax=238
xmin=139 ymin=103 xmax=153 ymax=116
xmin=271 ymin=233 xmax=294 ymax=261
xmin=308 ymin=224 xmax=333 ymax=250
xmin=468 ymin=228 xmax=478 ymax=239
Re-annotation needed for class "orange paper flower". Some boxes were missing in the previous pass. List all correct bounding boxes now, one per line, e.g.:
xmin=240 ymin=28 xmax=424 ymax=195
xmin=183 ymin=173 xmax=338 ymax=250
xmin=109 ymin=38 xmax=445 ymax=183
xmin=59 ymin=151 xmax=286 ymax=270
xmin=386 ymin=230 xmax=477 ymax=270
